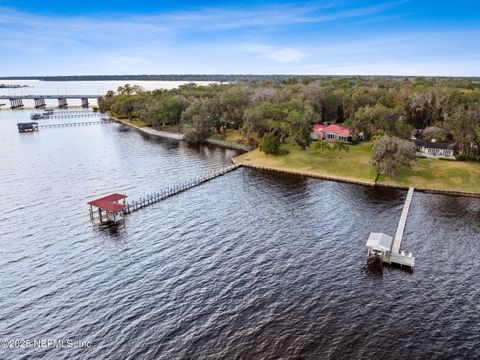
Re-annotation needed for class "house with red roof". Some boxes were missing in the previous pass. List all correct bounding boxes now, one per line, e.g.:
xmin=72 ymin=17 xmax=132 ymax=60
xmin=311 ymin=124 xmax=351 ymax=142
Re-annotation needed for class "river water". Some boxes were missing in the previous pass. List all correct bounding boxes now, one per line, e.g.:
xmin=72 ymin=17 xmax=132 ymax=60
xmin=1 ymin=82 xmax=480 ymax=359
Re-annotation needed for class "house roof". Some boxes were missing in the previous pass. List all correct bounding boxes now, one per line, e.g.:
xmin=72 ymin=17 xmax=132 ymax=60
xmin=366 ymin=233 xmax=393 ymax=252
xmin=413 ymin=139 xmax=453 ymax=150
xmin=312 ymin=124 xmax=351 ymax=137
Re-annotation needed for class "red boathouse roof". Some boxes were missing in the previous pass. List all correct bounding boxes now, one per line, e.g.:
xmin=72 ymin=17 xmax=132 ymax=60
xmin=87 ymin=193 xmax=127 ymax=213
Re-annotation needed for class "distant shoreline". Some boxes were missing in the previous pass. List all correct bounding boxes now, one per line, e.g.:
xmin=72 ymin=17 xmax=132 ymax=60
xmin=1 ymin=75 xmax=480 ymax=82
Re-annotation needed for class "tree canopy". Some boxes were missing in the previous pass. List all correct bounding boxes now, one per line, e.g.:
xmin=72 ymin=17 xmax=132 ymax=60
xmin=371 ymin=137 xmax=416 ymax=177
xmin=98 ymin=77 xmax=480 ymax=159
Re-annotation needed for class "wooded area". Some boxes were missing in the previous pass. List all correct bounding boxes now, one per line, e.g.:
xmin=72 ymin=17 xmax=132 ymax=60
xmin=98 ymin=77 xmax=480 ymax=161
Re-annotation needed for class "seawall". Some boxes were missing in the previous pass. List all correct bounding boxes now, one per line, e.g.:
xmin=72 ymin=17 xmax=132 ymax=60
xmin=233 ymin=158 xmax=480 ymax=198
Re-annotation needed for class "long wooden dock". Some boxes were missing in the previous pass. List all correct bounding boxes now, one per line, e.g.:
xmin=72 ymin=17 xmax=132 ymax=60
xmin=37 ymin=120 xmax=111 ymax=129
xmin=366 ymin=187 xmax=416 ymax=270
xmin=47 ymin=113 xmax=104 ymax=119
xmin=392 ymin=186 xmax=414 ymax=253
xmin=123 ymin=164 xmax=240 ymax=214
xmin=386 ymin=187 xmax=415 ymax=268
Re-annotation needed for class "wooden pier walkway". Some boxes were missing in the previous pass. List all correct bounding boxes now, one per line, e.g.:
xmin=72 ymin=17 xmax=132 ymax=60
xmin=124 ymin=164 xmax=241 ymax=214
xmin=385 ymin=187 xmax=415 ymax=268
xmin=37 ymin=120 xmax=111 ymax=129
xmin=47 ymin=113 xmax=104 ymax=119
xmin=366 ymin=187 xmax=416 ymax=270
xmin=392 ymin=186 xmax=414 ymax=254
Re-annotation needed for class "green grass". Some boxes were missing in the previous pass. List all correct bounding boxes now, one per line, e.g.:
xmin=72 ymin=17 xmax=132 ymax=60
xmin=235 ymin=142 xmax=377 ymax=184
xmin=379 ymin=157 xmax=480 ymax=193
xmin=234 ymin=141 xmax=480 ymax=194
xmin=129 ymin=118 xmax=148 ymax=128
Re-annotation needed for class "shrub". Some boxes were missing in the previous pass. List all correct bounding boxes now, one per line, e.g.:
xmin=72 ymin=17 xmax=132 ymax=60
xmin=259 ymin=132 xmax=281 ymax=155
xmin=456 ymin=154 xmax=477 ymax=162
xmin=185 ymin=128 xmax=211 ymax=144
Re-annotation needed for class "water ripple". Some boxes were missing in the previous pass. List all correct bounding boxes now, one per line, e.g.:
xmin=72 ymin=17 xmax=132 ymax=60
xmin=0 ymin=110 xmax=480 ymax=359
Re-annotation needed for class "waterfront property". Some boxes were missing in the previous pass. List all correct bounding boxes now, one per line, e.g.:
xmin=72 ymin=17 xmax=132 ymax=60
xmin=311 ymin=124 xmax=351 ymax=142
xmin=233 ymin=142 xmax=480 ymax=196
xmin=414 ymin=139 xmax=455 ymax=159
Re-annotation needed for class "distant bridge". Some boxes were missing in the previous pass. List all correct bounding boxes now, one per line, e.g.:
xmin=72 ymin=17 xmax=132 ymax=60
xmin=0 ymin=95 xmax=100 ymax=109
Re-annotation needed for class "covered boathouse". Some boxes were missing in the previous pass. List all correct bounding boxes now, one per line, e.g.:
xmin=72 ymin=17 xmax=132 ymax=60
xmin=17 ymin=122 xmax=39 ymax=132
xmin=87 ymin=193 xmax=127 ymax=225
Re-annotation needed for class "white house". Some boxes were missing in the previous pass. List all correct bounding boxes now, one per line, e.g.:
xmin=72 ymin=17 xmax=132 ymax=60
xmin=413 ymin=139 xmax=455 ymax=159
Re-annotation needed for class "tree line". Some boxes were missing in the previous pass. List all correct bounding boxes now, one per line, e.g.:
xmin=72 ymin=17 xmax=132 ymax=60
xmin=4 ymin=74 xmax=479 ymax=83
xmin=98 ymin=78 xmax=480 ymax=161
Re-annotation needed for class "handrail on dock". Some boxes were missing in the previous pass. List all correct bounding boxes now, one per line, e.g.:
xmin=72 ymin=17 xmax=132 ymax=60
xmin=392 ymin=186 xmax=415 ymax=254
xmin=123 ymin=164 xmax=241 ymax=214
xmin=366 ymin=187 xmax=416 ymax=270
xmin=37 ymin=120 xmax=110 ymax=129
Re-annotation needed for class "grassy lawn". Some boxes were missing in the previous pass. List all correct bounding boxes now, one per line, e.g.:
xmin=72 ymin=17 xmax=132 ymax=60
xmin=234 ymin=142 xmax=480 ymax=194
xmin=234 ymin=142 xmax=377 ymax=184
xmin=110 ymin=114 xmax=148 ymax=128
xmin=379 ymin=158 xmax=480 ymax=193
xmin=225 ymin=129 xmax=244 ymax=143
xmin=224 ymin=129 xmax=260 ymax=146
xmin=129 ymin=118 xmax=148 ymax=128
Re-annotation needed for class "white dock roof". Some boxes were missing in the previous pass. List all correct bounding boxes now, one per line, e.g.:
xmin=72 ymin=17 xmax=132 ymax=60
xmin=366 ymin=232 xmax=393 ymax=252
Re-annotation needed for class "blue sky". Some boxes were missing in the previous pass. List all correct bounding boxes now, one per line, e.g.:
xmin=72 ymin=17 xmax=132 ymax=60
xmin=0 ymin=0 xmax=479 ymax=76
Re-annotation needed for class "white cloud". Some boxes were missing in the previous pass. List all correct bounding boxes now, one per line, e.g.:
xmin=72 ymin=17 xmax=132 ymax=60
xmin=240 ymin=44 xmax=307 ymax=63
xmin=0 ymin=2 xmax=479 ymax=76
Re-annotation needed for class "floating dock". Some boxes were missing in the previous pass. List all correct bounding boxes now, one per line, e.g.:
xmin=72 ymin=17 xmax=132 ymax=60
xmin=366 ymin=187 xmax=415 ymax=270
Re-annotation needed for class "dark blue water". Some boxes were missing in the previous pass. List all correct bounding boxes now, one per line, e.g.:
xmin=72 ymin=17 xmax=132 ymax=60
xmin=1 ymin=110 xmax=479 ymax=359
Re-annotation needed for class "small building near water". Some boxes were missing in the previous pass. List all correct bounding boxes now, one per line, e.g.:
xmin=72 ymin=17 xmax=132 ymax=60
xmin=366 ymin=232 xmax=393 ymax=263
xmin=17 ymin=122 xmax=39 ymax=132
xmin=87 ymin=193 xmax=127 ymax=224
xmin=311 ymin=124 xmax=351 ymax=142
xmin=413 ymin=139 xmax=455 ymax=159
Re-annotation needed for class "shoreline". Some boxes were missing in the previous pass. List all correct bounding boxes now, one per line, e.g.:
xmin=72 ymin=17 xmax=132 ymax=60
xmin=7 ymin=108 xmax=474 ymax=198
xmin=233 ymin=155 xmax=480 ymax=199
xmin=110 ymin=116 xmax=252 ymax=152
xmin=110 ymin=117 xmax=185 ymax=140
